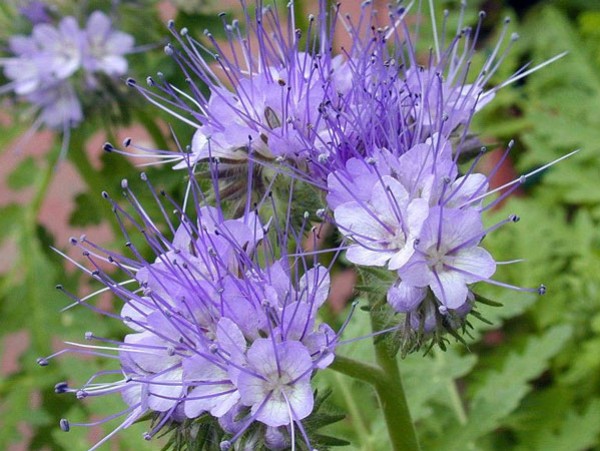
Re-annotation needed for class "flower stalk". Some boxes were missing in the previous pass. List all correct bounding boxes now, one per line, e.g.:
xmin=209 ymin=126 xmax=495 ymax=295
xmin=371 ymin=309 xmax=421 ymax=451
xmin=330 ymin=301 xmax=421 ymax=451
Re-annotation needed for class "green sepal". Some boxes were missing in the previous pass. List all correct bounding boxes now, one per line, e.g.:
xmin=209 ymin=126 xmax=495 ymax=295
xmin=472 ymin=291 xmax=504 ymax=307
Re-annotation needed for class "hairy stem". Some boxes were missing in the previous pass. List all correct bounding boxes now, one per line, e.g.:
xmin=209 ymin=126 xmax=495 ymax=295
xmin=329 ymin=317 xmax=421 ymax=450
xmin=370 ymin=312 xmax=421 ymax=451
xmin=329 ymin=354 xmax=385 ymax=386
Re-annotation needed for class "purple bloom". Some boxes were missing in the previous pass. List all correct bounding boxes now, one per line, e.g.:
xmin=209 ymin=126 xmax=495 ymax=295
xmin=43 ymin=171 xmax=338 ymax=449
xmin=333 ymin=175 xmax=429 ymax=268
xmin=326 ymin=129 xmax=516 ymax=346
xmin=26 ymin=81 xmax=83 ymax=129
xmin=129 ymin=3 xmax=352 ymax=175
xmin=3 ymin=17 xmax=82 ymax=97
xmin=182 ymin=318 xmax=243 ymax=418
xmin=307 ymin=1 xmax=558 ymax=348
xmin=237 ymin=339 xmax=314 ymax=427
xmin=398 ymin=207 xmax=496 ymax=310
xmin=19 ymin=1 xmax=53 ymax=25
xmin=1 ymin=10 xmax=134 ymax=135
xmin=82 ymin=11 xmax=134 ymax=77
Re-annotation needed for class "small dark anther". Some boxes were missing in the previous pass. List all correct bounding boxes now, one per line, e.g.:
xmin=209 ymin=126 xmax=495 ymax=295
xmin=54 ymin=382 xmax=69 ymax=393
xmin=36 ymin=357 xmax=49 ymax=367
xmin=59 ymin=419 xmax=70 ymax=432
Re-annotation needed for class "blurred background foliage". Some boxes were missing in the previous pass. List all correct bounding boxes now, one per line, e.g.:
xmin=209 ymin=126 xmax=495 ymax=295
xmin=1 ymin=0 xmax=600 ymax=450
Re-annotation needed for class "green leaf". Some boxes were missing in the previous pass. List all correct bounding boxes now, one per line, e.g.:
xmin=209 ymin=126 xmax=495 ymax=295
xmin=432 ymin=325 xmax=572 ymax=450
xmin=0 ymin=204 xmax=22 ymax=246
xmin=7 ymin=156 xmax=38 ymax=190
xmin=402 ymin=347 xmax=477 ymax=423
xmin=69 ymin=193 xmax=103 ymax=226
xmin=528 ymin=398 xmax=600 ymax=451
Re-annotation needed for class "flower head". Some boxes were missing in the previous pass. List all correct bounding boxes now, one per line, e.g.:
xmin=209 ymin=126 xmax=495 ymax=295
xmin=43 ymin=169 xmax=338 ymax=449
xmin=306 ymin=1 xmax=557 ymax=351
xmin=82 ymin=11 xmax=134 ymax=77
xmin=1 ymin=9 xmax=134 ymax=149
xmin=125 ymin=1 xmax=353 ymax=179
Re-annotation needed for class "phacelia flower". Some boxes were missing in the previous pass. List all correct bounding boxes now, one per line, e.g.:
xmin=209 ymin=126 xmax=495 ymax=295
xmin=117 ymin=0 xmax=563 ymax=203
xmin=81 ymin=11 xmax=134 ymax=78
xmin=104 ymin=0 xmax=563 ymax=355
xmin=19 ymin=1 xmax=53 ymax=25
xmin=42 ymin=171 xmax=338 ymax=450
xmin=121 ymin=1 xmax=354 ymax=186
xmin=1 ymin=9 xmax=134 ymax=151
xmin=303 ymin=1 xmax=560 ymax=351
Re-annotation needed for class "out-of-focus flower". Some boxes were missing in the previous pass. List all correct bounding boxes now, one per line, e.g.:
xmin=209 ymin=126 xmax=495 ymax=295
xmin=19 ymin=1 xmax=53 ymax=25
xmin=81 ymin=11 xmax=134 ymax=78
xmin=1 ymin=10 xmax=134 ymax=148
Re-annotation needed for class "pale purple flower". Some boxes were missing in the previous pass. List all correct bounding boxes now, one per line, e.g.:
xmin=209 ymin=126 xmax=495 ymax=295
xmin=82 ymin=11 xmax=134 ymax=76
xmin=398 ymin=207 xmax=496 ymax=310
xmin=307 ymin=1 xmax=558 ymax=350
xmin=326 ymin=133 xmax=504 ymax=334
xmin=19 ymin=1 xmax=52 ymax=25
xmin=127 ymin=3 xmax=353 ymax=174
xmin=387 ymin=280 xmax=427 ymax=314
xmin=182 ymin=318 xmax=244 ymax=419
xmin=1 ymin=10 xmax=134 ymax=135
xmin=26 ymin=81 xmax=83 ymax=129
xmin=30 ymin=17 xmax=83 ymax=80
xmin=237 ymin=339 xmax=314 ymax=427
xmin=333 ymin=175 xmax=429 ymax=269
xmin=2 ymin=17 xmax=82 ymax=97
xmin=42 ymin=171 xmax=338 ymax=449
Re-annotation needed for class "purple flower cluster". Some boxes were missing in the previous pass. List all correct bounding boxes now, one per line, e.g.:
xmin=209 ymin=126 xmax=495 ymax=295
xmin=327 ymin=134 xmax=499 ymax=331
xmin=46 ymin=174 xmax=337 ymax=449
xmin=126 ymin=1 xmax=352 ymax=172
xmin=45 ymin=0 xmax=562 ymax=448
xmin=128 ymin=0 xmax=552 ymax=341
xmin=317 ymin=4 xmax=550 ymax=338
xmin=1 ymin=10 xmax=133 ymax=132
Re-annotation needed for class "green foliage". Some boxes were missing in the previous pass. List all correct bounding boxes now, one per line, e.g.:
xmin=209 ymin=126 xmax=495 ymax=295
xmin=434 ymin=326 xmax=571 ymax=450
xmin=7 ymin=156 xmax=38 ymax=190
xmin=523 ymin=399 xmax=600 ymax=451
xmin=69 ymin=193 xmax=103 ymax=226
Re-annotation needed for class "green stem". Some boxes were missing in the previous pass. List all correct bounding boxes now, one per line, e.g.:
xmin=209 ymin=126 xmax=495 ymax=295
xmin=370 ymin=313 xmax=421 ymax=451
xmin=329 ymin=355 xmax=385 ymax=386
xmin=68 ymin=131 xmax=121 ymax=238
xmin=329 ymin=333 xmax=421 ymax=450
